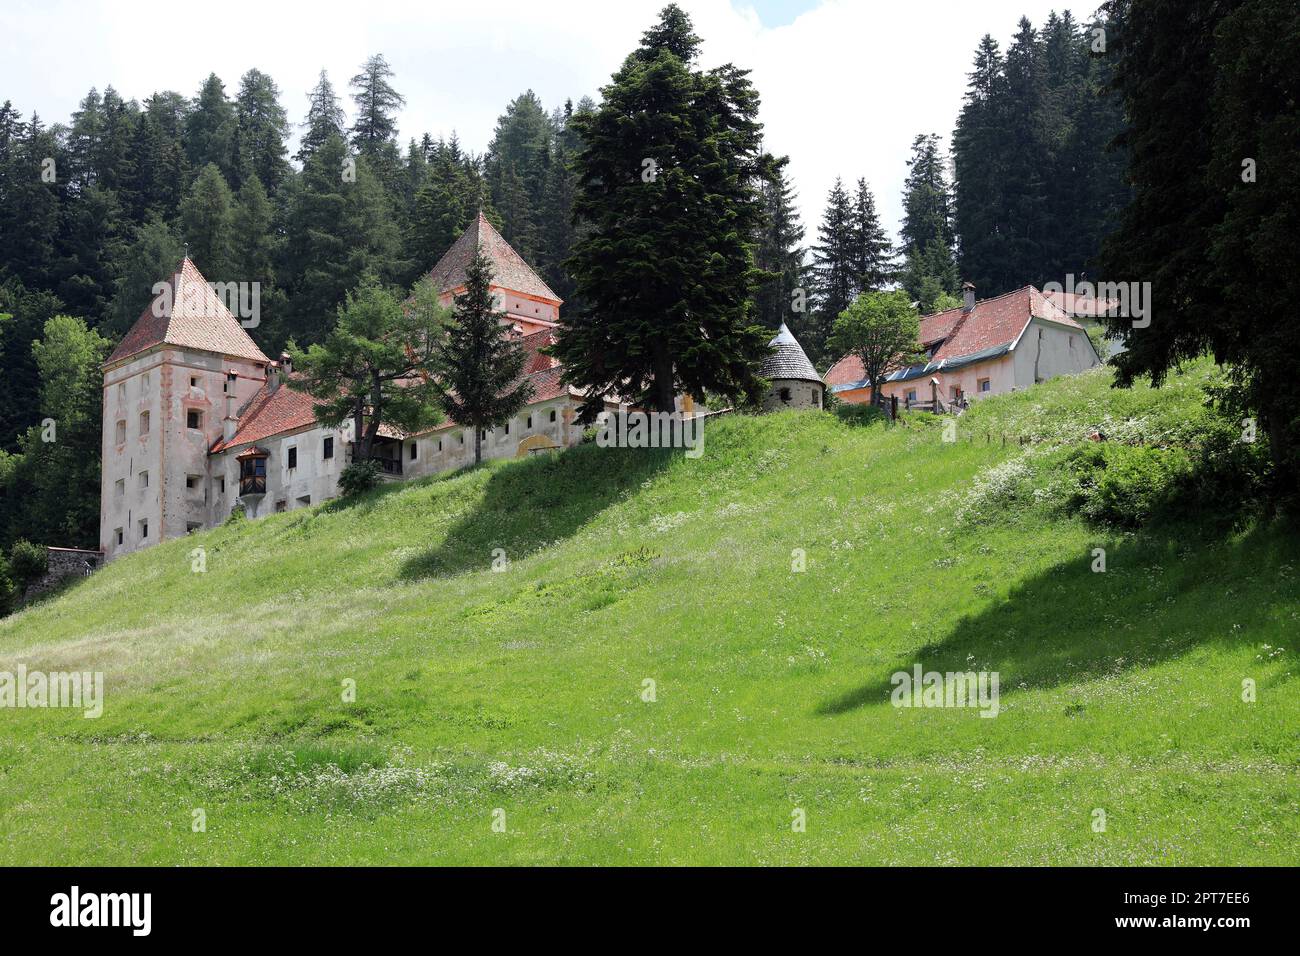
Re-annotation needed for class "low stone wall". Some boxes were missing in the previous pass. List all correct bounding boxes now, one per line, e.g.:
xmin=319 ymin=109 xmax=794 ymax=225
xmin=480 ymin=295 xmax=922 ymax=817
xmin=22 ymin=547 xmax=103 ymax=603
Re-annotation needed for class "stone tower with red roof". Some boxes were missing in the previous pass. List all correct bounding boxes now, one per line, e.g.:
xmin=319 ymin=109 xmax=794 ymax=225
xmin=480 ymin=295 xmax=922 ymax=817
xmin=100 ymin=258 xmax=270 ymax=558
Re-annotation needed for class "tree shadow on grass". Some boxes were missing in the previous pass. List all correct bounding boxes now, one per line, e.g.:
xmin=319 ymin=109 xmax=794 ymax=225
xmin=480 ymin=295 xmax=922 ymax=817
xmin=398 ymin=442 xmax=674 ymax=581
xmin=816 ymin=521 xmax=1298 ymax=716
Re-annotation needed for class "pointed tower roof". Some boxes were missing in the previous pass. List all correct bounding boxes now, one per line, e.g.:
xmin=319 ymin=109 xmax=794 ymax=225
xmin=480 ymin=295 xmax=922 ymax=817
xmin=427 ymin=211 xmax=561 ymax=303
xmin=107 ymin=258 xmax=270 ymax=365
xmin=760 ymin=323 xmax=824 ymax=385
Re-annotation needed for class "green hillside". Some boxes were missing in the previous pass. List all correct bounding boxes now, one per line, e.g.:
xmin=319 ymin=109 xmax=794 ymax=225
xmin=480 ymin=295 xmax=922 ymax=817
xmin=0 ymin=362 xmax=1296 ymax=865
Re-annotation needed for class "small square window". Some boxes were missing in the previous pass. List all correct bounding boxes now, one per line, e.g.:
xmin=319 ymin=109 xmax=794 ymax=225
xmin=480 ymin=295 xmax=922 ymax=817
xmin=190 ymin=376 xmax=199 ymax=388
xmin=978 ymin=379 xmax=991 ymax=393
xmin=186 ymin=474 xmax=200 ymax=490
xmin=323 ymin=436 xmax=334 ymax=459
xmin=186 ymin=522 xmax=202 ymax=533
xmin=187 ymin=409 xmax=202 ymax=429
xmin=287 ymin=447 xmax=297 ymax=469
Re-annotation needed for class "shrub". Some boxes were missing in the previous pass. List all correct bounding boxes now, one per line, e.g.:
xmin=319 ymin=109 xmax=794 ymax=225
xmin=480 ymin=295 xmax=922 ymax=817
xmin=338 ymin=460 xmax=382 ymax=497
xmin=835 ymin=401 xmax=887 ymax=427
xmin=0 ymin=553 xmax=14 ymax=616
xmin=8 ymin=539 xmax=48 ymax=585
xmin=224 ymin=503 xmax=247 ymax=525
xmin=1053 ymin=443 xmax=1192 ymax=528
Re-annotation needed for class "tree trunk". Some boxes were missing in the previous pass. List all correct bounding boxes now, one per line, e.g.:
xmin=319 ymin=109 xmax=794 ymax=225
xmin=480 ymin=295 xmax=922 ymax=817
xmin=474 ymin=426 xmax=482 ymax=465
xmin=353 ymin=399 xmax=368 ymax=460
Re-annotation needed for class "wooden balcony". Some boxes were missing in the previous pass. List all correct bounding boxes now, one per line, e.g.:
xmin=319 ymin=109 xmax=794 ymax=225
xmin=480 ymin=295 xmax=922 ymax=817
xmin=239 ymin=475 xmax=266 ymax=496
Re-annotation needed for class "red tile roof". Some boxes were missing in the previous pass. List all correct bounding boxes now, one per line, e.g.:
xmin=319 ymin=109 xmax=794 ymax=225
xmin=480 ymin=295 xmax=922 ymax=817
xmin=210 ymin=376 xmax=320 ymax=453
xmin=428 ymin=212 xmax=561 ymax=304
xmin=933 ymin=286 xmax=1080 ymax=363
xmin=107 ymin=258 xmax=270 ymax=365
xmin=1043 ymin=290 xmax=1121 ymax=318
xmin=825 ymin=353 xmax=868 ymax=388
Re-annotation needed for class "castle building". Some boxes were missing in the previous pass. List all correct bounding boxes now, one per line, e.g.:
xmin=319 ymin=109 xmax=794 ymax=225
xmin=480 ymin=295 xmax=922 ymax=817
xmin=100 ymin=214 xmax=598 ymax=559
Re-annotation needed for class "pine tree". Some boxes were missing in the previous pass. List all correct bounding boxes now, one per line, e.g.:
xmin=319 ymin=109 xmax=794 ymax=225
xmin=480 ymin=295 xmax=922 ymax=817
xmin=435 ymin=252 xmax=533 ymax=464
xmin=297 ymin=71 xmax=346 ymax=165
xmin=753 ymin=157 xmax=806 ymax=333
xmin=808 ymin=177 xmax=855 ymax=363
xmin=181 ymin=163 xmax=235 ymax=279
xmin=849 ymin=177 xmax=892 ymax=294
xmin=184 ymin=74 xmax=238 ymax=182
xmin=899 ymin=133 xmax=958 ymax=305
xmin=953 ymin=34 xmax=1010 ymax=294
xmin=349 ymin=54 xmax=405 ymax=155
xmin=554 ymin=4 xmax=776 ymax=415
xmin=235 ymin=69 xmax=289 ymax=194
xmin=280 ymin=133 xmax=400 ymax=347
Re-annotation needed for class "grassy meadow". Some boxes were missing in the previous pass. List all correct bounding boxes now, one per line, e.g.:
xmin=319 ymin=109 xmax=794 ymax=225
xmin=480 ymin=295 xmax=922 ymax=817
xmin=0 ymin=361 xmax=1296 ymax=865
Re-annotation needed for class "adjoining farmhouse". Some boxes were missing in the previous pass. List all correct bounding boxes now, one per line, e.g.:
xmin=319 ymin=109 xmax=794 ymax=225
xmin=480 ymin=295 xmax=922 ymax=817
xmin=99 ymin=214 xmax=604 ymax=560
xmin=758 ymin=323 xmax=826 ymax=411
xmin=825 ymin=284 xmax=1101 ymax=410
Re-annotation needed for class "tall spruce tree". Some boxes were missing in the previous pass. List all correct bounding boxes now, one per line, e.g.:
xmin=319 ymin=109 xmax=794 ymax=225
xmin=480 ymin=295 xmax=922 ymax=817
xmin=899 ymin=133 xmax=958 ymax=306
xmin=180 ymin=163 xmax=235 ymax=279
xmin=234 ymin=69 xmax=289 ymax=194
xmin=297 ymin=71 xmax=346 ymax=165
xmin=554 ymin=4 xmax=776 ymax=416
xmin=849 ymin=177 xmax=893 ymax=294
xmin=435 ymin=252 xmax=533 ymax=464
xmin=349 ymin=54 xmax=405 ymax=155
xmin=753 ymin=157 xmax=806 ymax=334
xmin=184 ymin=74 xmax=238 ymax=183
xmin=809 ymin=177 xmax=855 ymax=364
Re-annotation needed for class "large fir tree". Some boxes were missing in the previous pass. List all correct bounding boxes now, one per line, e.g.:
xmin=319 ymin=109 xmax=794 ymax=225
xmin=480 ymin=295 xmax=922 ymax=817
xmin=553 ymin=4 xmax=775 ymax=416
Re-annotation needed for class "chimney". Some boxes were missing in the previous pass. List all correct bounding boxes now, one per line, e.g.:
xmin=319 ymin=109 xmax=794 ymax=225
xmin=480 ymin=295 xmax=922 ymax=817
xmin=223 ymin=370 xmax=239 ymax=442
xmin=962 ymin=282 xmax=976 ymax=313
xmin=267 ymin=363 xmax=281 ymax=394
xmin=280 ymin=351 xmax=292 ymax=375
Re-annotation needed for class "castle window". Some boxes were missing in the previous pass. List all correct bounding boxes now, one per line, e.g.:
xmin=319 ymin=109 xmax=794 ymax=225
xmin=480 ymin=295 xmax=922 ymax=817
xmin=275 ymin=500 xmax=286 ymax=513
xmin=190 ymin=376 xmax=199 ymax=388
xmin=217 ymin=477 xmax=225 ymax=494
xmin=550 ymin=410 xmax=557 ymax=423
xmin=779 ymin=387 xmax=792 ymax=403
xmin=287 ymin=447 xmax=297 ymax=469
xmin=186 ymin=474 xmax=200 ymax=490
xmin=438 ymin=439 xmax=443 ymax=452
xmin=115 ymin=478 xmax=124 ymax=497
xmin=296 ymin=494 xmax=311 ymax=506
xmin=504 ymin=421 xmax=510 ymax=435
xmin=323 ymin=436 xmax=334 ymax=459
xmin=115 ymin=420 xmax=126 ymax=444
xmin=409 ymin=442 xmax=417 ymax=461
xmin=115 ymin=528 xmax=123 ymax=547
xmin=187 ymin=409 xmax=202 ymax=430
xmin=186 ymin=523 xmax=202 ymax=533
xmin=139 ymin=410 xmax=150 ymax=435
xmin=460 ymin=432 xmax=466 ymax=445
xmin=139 ymin=470 xmax=149 ymax=488
xmin=526 ymin=415 xmax=533 ymax=429
xmin=139 ymin=518 xmax=148 ymax=539
xmin=141 ymin=372 xmax=150 ymax=390
xmin=117 ymin=383 xmax=126 ymax=401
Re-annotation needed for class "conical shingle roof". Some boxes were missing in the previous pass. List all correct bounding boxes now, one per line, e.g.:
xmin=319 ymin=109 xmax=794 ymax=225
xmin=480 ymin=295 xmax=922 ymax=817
xmin=427 ymin=211 xmax=561 ymax=303
xmin=759 ymin=323 xmax=823 ymax=384
xmin=106 ymin=258 xmax=269 ymax=365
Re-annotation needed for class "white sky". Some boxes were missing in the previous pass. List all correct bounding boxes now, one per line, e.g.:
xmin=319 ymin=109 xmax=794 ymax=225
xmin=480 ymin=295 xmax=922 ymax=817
xmin=2 ymin=0 xmax=1085 ymax=248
